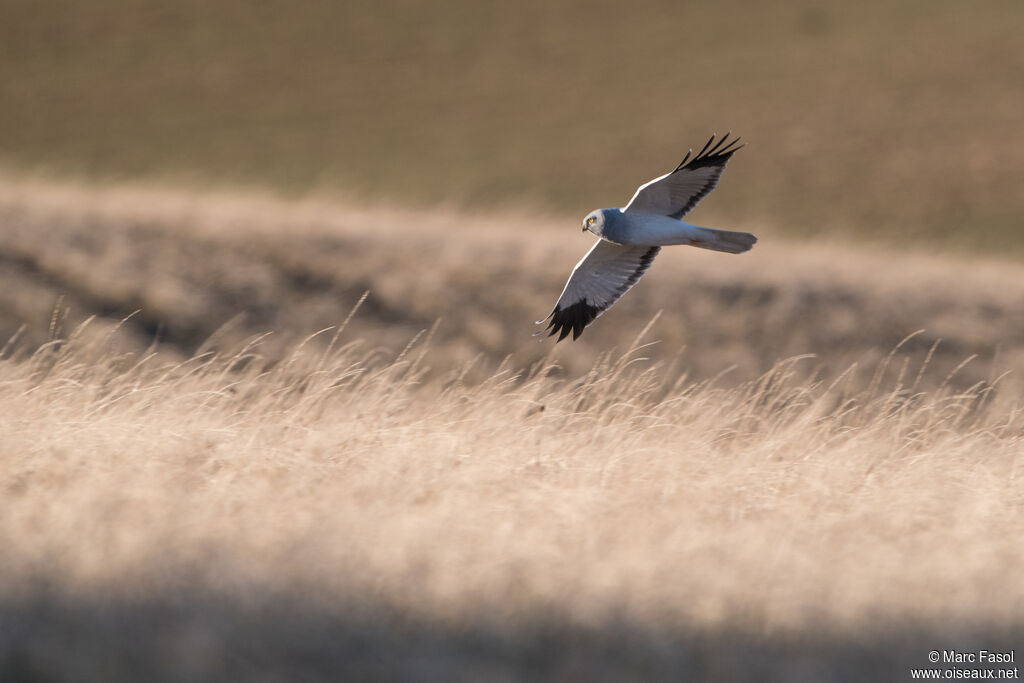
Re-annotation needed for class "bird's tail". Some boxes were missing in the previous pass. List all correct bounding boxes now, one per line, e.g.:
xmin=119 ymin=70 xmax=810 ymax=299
xmin=689 ymin=227 xmax=758 ymax=254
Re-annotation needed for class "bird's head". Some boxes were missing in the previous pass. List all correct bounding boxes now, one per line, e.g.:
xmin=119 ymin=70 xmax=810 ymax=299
xmin=581 ymin=209 xmax=610 ymax=237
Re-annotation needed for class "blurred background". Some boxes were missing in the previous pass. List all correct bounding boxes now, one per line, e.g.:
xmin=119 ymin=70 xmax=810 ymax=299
xmin=2 ymin=0 xmax=1021 ymax=248
xmin=2 ymin=0 xmax=1023 ymax=384
xmin=3 ymin=0 xmax=1024 ymax=389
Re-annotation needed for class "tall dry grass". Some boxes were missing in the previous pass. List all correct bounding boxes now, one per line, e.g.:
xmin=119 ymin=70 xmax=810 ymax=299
xmin=6 ymin=176 xmax=1024 ymax=397
xmin=2 ymin=312 xmax=1022 ymax=680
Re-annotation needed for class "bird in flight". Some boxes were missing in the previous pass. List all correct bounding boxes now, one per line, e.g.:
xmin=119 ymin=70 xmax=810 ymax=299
xmin=539 ymin=133 xmax=757 ymax=341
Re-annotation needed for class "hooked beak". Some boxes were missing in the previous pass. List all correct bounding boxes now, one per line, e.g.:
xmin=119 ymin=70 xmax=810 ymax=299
xmin=581 ymin=225 xmax=588 ymax=232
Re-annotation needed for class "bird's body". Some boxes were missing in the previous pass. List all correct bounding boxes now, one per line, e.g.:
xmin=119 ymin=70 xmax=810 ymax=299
xmin=540 ymin=133 xmax=756 ymax=341
xmin=589 ymin=208 xmax=756 ymax=253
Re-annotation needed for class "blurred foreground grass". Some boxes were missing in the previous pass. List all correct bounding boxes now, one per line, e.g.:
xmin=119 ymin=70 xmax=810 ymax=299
xmin=2 ymin=309 xmax=1022 ymax=681
xmin=1 ymin=0 xmax=1023 ymax=251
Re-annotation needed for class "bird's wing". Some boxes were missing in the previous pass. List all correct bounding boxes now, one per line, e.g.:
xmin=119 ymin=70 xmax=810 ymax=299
xmin=539 ymin=239 xmax=661 ymax=341
xmin=623 ymin=133 xmax=742 ymax=219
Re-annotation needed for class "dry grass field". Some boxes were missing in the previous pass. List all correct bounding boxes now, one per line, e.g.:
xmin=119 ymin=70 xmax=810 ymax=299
xmin=5 ymin=178 xmax=1024 ymax=389
xmin=2 ymin=179 xmax=1024 ymax=681
xmin=3 ymin=2 xmax=1024 ymax=679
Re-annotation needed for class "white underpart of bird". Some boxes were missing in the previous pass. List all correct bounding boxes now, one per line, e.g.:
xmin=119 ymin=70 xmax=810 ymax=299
xmin=539 ymin=133 xmax=757 ymax=341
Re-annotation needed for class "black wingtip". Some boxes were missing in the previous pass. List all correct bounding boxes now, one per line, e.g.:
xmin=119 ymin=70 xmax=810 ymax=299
xmin=694 ymin=134 xmax=717 ymax=159
xmin=673 ymin=149 xmax=693 ymax=172
xmin=672 ymin=132 xmax=744 ymax=173
xmin=544 ymin=300 xmax=600 ymax=342
xmin=673 ymin=133 xmax=744 ymax=172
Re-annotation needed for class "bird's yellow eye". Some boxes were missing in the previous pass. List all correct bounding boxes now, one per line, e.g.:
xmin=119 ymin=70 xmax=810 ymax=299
xmin=587 ymin=217 xmax=595 ymax=225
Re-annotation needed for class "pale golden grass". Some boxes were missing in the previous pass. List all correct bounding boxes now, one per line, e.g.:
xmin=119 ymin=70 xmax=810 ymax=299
xmin=3 ymin=314 xmax=1022 ymax=647
xmin=6 ymin=175 xmax=1024 ymax=391
xmin=3 ymin=178 xmax=1024 ymax=678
